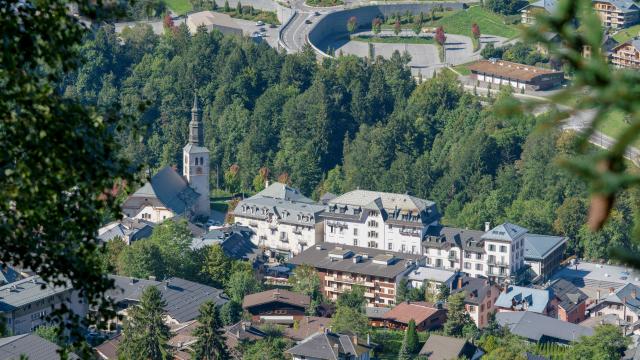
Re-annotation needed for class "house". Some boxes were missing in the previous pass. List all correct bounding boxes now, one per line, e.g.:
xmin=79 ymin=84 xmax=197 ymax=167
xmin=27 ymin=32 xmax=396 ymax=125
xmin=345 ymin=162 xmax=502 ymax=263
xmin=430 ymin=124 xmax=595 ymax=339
xmin=186 ymin=11 xmax=243 ymax=36
xmin=321 ymin=189 xmax=440 ymax=255
xmin=450 ymin=274 xmax=500 ymax=328
xmin=520 ymin=0 xmax=559 ymax=25
xmin=225 ymin=321 xmax=267 ymax=358
xmin=284 ymin=316 xmax=332 ymax=341
xmin=286 ymin=331 xmax=373 ymax=360
xmin=468 ymin=60 xmax=565 ymax=91
xmin=234 ymin=182 xmax=325 ymax=259
xmin=365 ymin=306 xmax=390 ymax=327
xmin=122 ymin=96 xmax=210 ymax=222
xmin=496 ymin=311 xmax=594 ymax=344
xmin=167 ymin=321 xmax=199 ymax=357
xmin=588 ymin=283 xmax=640 ymax=332
xmin=289 ymin=243 xmax=424 ymax=307
xmin=418 ymin=334 xmax=483 ymax=360
xmin=98 ymin=217 xmax=155 ymax=244
xmin=0 ymin=276 xmax=88 ymax=335
xmin=524 ymin=233 xmax=567 ymax=281
xmin=95 ymin=334 xmax=121 ymax=360
xmin=583 ymin=33 xmax=619 ymax=58
xmin=406 ymin=266 xmax=456 ymax=294
xmin=0 ymin=264 xmax=21 ymax=286
xmin=547 ymin=279 xmax=588 ymax=323
xmin=0 ymin=333 xmax=79 ymax=360
xmin=495 ymin=285 xmax=551 ymax=314
xmin=381 ymin=301 xmax=446 ymax=331
xmin=611 ymin=38 xmax=640 ymax=69
xmin=593 ymin=0 xmax=640 ymax=29
xmin=190 ymin=224 xmax=263 ymax=262
xmin=242 ymin=289 xmax=310 ymax=324
xmin=105 ymin=275 xmax=227 ymax=329
xmin=423 ymin=222 xmax=528 ymax=283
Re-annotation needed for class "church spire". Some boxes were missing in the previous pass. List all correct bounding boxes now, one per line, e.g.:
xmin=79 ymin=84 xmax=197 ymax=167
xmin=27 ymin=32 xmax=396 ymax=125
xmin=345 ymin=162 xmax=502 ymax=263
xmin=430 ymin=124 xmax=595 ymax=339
xmin=189 ymin=93 xmax=204 ymax=146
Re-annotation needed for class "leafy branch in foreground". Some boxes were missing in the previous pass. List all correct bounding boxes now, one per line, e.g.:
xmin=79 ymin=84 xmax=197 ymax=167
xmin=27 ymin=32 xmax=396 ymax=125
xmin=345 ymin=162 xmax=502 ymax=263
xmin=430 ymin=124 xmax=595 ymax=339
xmin=509 ymin=0 xmax=640 ymax=242
xmin=1 ymin=0 xmax=139 ymax=356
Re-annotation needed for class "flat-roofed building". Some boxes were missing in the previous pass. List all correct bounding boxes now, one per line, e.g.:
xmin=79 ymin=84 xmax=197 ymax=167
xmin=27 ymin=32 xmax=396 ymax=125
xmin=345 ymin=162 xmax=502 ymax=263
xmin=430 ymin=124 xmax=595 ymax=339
xmin=406 ymin=267 xmax=456 ymax=294
xmin=186 ymin=11 xmax=243 ymax=36
xmin=524 ymin=233 xmax=567 ymax=281
xmin=611 ymin=38 xmax=640 ymax=69
xmin=289 ymin=243 xmax=424 ymax=307
xmin=322 ymin=189 xmax=440 ymax=255
xmin=468 ymin=60 xmax=565 ymax=90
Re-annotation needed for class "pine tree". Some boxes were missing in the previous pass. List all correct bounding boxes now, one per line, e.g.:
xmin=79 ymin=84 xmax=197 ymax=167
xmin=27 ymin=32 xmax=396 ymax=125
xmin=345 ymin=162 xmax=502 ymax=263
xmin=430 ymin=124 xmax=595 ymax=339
xmin=192 ymin=301 xmax=229 ymax=360
xmin=443 ymin=291 xmax=473 ymax=337
xmin=118 ymin=286 xmax=170 ymax=360
xmin=398 ymin=335 xmax=412 ymax=360
xmin=236 ymin=1 xmax=242 ymax=14
xmin=405 ymin=319 xmax=419 ymax=354
xmin=224 ymin=0 xmax=230 ymax=11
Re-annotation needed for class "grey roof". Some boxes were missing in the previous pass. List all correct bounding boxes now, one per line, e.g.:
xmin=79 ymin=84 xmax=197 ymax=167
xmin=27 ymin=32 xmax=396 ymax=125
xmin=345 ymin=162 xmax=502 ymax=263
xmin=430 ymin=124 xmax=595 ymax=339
xmin=495 ymin=285 xmax=550 ymax=313
xmin=234 ymin=196 xmax=325 ymax=226
xmin=106 ymin=275 xmax=227 ymax=323
xmin=496 ymin=311 xmax=593 ymax=343
xmin=547 ymin=279 xmax=588 ymax=313
xmin=288 ymin=243 xmax=424 ymax=279
xmin=450 ymin=274 xmax=495 ymax=305
xmin=98 ymin=218 xmax=155 ymax=243
xmin=285 ymin=331 xmax=372 ymax=360
xmin=124 ymin=166 xmax=200 ymax=216
xmin=418 ymin=334 xmax=477 ymax=359
xmin=423 ymin=226 xmax=485 ymax=252
xmin=0 ymin=265 xmax=21 ymax=286
xmin=319 ymin=192 xmax=337 ymax=204
xmin=328 ymin=190 xmax=434 ymax=212
xmin=407 ymin=267 xmax=456 ymax=284
xmin=481 ymin=223 xmax=528 ymax=243
xmin=524 ymin=233 xmax=567 ymax=260
xmin=191 ymin=225 xmax=261 ymax=261
xmin=183 ymin=143 xmax=209 ymax=155
xmin=0 ymin=334 xmax=79 ymax=360
xmin=250 ymin=182 xmax=315 ymax=204
xmin=523 ymin=0 xmax=559 ymax=12
xmin=0 ymin=276 xmax=71 ymax=312
xmin=365 ymin=306 xmax=390 ymax=319
xmin=595 ymin=0 xmax=640 ymax=13
xmin=602 ymin=283 xmax=640 ymax=315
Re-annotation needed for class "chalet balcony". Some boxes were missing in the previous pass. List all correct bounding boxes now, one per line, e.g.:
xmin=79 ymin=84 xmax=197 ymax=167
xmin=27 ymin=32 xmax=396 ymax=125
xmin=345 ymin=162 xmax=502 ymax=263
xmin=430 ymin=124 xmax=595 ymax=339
xmin=364 ymin=292 xmax=376 ymax=298
xmin=399 ymin=229 xmax=421 ymax=237
xmin=327 ymin=221 xmax=348 ymax=229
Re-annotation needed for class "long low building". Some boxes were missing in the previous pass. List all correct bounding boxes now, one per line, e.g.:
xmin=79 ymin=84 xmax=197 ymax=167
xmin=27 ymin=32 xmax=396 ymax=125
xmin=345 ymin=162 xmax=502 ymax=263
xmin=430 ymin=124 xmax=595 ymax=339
xmin=468 ymin=60 xmax=564 ymax=90
xmin=496 ymin=311 xmax=593 ymax=344
xmin=289 ymin=243 xmax=425 ymax=307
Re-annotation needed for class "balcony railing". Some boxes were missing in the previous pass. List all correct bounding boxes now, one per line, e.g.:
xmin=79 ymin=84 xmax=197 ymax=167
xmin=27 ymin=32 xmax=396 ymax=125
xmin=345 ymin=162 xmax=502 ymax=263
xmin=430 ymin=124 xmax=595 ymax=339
xmin=399 ymin=229 xmax=421 ymax=237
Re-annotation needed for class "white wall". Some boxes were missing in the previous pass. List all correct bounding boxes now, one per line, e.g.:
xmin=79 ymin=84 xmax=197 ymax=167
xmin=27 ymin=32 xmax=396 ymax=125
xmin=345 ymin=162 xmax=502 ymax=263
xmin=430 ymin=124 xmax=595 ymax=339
xmin=132 ymin=205 xmax=175 ymax=224
xmin=236 ymin=215 xmax=320 ymax=257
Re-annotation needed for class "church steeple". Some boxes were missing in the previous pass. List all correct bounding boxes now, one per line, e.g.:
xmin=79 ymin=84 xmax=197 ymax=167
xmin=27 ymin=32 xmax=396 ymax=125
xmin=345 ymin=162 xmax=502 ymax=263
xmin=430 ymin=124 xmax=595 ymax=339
xmin=189 ymin=94 xmax=204 ymax=146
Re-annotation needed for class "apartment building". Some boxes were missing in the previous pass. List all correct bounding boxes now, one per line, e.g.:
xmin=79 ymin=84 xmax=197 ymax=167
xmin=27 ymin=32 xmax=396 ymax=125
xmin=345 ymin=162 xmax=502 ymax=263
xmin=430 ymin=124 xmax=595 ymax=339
xmin=0 ymin=276 xmax=88 ymax=335
xmin=588 ymin=283 xmax=640 ymax=327
xmin=321 ymin=190 xmax=440 ymax=255
xmin=611 ymin=39 xmax=640 ymax=69
xmin=423 ymin=223 xmax=527 ymax=283
xmin=233 ymin=182 xmax=325 ymax=259
xmin=593 ymin=0 xmax=640 ymax=29
xmin=520 ymin=0 xmax=559 ymax=25
xmin=524 ymin=233 xmax=567 ymax=281
xmin=289 ymin=243 xmax=424 ymax=307
xmin=450 ymin=274 xmax=500 ymax=328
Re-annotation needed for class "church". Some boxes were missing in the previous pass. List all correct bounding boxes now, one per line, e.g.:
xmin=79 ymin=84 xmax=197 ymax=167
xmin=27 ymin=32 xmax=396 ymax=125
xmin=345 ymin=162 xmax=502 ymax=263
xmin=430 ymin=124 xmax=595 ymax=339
xmin=122 ymin=95 xmax=211 ymax=223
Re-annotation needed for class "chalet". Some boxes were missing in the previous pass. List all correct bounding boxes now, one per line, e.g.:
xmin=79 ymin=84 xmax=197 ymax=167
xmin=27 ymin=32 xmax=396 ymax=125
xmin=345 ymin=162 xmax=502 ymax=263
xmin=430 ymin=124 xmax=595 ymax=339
xmin=381 ymin=301 xmax=446 ymax=331
xmin=286 ymin=331 xmax=373 ymax=360
xmin=242 ymin=289 xmax=310 ymax=324
xmin=593 ymin=0 xmax=640 ymax=29
xmin=611 ymin=38 xmax=640 ymax=69
xmin=588 ymin=283 xmax=640 ymax=333
xmin=418 ymin=334 xmax=483 ymax=360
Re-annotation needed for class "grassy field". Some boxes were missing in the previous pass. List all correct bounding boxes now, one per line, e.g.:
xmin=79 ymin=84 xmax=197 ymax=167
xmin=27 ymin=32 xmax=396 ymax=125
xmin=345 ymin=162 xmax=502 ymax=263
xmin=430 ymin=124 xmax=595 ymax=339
xmin=596 ymin=109 xmax=640 ymax=147
xmin=452 ymin=62 xmax=473 ymax=75
xmin=306 ymin=0 xmax=344 ymax=6
xmin=351 ymin=35 xmax=435 ymax=44
xmin=165 ymin=0 xmax=192 ymax=15
xmin=612 ymin=24 xmax=640 ymax=43
xmin=429 ymin=6 xmax=520 ymax=38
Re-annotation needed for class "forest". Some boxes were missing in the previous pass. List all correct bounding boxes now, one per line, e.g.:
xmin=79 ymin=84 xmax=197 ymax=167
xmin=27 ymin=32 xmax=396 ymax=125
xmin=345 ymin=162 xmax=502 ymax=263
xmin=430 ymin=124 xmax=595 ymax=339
xmin=65 ymin=22 xmax=640 ymax=261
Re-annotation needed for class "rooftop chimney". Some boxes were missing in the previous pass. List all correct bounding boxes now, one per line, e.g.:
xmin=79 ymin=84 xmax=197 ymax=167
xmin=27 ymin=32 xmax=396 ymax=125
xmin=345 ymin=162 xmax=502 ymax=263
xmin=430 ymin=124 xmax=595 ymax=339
xmin=457 ymin=276 xmax=463 ymax=290
xmin=273 ymin=289 xmax=280 ymax=299
xmin=484 ymin=222 xmax=491 ymax=232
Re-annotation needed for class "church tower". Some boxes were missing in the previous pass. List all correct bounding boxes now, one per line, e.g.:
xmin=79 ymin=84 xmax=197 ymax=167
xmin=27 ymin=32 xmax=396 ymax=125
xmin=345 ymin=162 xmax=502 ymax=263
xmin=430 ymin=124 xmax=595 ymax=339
xmin=183 ymin=94 xmax=210 ymax=218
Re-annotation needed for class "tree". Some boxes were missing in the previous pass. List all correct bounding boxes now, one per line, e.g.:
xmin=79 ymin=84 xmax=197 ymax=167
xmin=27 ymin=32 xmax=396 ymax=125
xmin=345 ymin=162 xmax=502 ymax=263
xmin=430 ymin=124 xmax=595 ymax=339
xmin=436 ymin=283 xmax=450 ymax=301
xmin=471 ymin=23 xmax=481 ymax=40
xmin=336 ymin=285 xmax=366 ymax=310
xmin=226 ymin=269 xmax=263 ymax=303
xmin=330 ymin=306 xmax=369 ymax=336
xmin=347 ymin=16 xmax=358 ymax=34
xmin=396 ymin=278 xmax=409 ymax=303
xmin=163 ymin=14 xmax=174 ymax=30
xmin=435 ymin=26 xmax=446 ymax=46
xmin=236 ymin=0 xmax=242 ymax=14
xmin=566 ymin=324 xmax=629 ymax=360
xmin=203 ymin=244 xmax=232 ymax=288
xmin=412 ymin=18 xmax=422 ymax=36
xmin=252 ymin=167 xmax=270 ymax=192
xmin=398 ymin=337 xmax=412 ymax=360
xmin=224 ymin=164 xmax=241 ymax=193
xmin=372 ymin=18 xmax=382 ymax=35
xmin=1 ymin=0 xmax=136 ymax=351
xmin=443 ymin=291 xmax=473 ymax=337
xmin=192 ymin=301 xmax=229 ymax=360
xmin=394 ymin=18 xmax=402 ymax=36
xmin=288 ymin=264 xmax=321 ymax=300
xmin=119 ymin=286 xmax=170 ymax=360
xmin=220 ymin=300 xmax=243 ymax=326
xmin=241 ymin=337 xmax=293 ymax=360
xmin=224 ymin=0 xmax=230 ymax=11
xmin=35 ymin=325 xmax=62 ymax=346
xmin=405 ymin=319 xmax=419 ymax=354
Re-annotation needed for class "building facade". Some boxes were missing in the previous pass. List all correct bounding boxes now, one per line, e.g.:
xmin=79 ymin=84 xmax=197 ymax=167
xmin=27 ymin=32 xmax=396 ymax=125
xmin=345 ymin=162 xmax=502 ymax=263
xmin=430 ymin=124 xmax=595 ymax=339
xmin=321 ymin=190 xmax=439 ymax=255
xmin=233 ymin=183 xmax=325 ymax=259
xmin=183 ymin=96 xmax=210 ymax=219
xmin=588 ymin=284 xmax=640 ymax=328
xmin=450 ymin=274 xmax=500 ymax=328
xmin=289 ymin=243 xmax=424 ymax=307
xmin=593 ymin=0 xmax=640 ymax=29
xmin=423 ymin=223 xmax=527 ymax=283
xmin=468 ymin=60 xmax=565 ymax=91
xmin=242 ymin=289 xmax=310 ymax=324
xmin=611 ymin=39 xmax=640 ymax=69
xmin=524 ymin=234 xmax=567 ymax=281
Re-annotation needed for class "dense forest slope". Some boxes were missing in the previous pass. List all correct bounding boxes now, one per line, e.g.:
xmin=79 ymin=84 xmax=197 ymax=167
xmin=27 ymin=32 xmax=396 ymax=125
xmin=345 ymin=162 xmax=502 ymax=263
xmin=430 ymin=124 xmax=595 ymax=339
xmin=65 ymin=23 xmax=640 ymax=260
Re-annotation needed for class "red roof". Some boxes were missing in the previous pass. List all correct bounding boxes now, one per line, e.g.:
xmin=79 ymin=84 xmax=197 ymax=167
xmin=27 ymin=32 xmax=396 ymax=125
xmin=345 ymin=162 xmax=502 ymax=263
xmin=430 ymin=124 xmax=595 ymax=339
xmin=383 ymin=301 xmax=441 ymax=325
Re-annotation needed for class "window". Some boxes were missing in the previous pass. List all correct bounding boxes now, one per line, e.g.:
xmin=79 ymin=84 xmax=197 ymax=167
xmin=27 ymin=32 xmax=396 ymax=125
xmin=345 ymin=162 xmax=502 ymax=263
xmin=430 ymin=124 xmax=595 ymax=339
xmin=488 ymin=244 xmax=496 ymax=251
xmin=464 ymin=262 xmax=471 ymax=269
xmin=368 ymin=220 xmax=378 ymax=227
xmin=388 ymin=224 xmax=393 ymax=229
xmin=465 ymin=252 xmax=471 ymax=259
xmin=401 ymin=244 xmax=406 ymax=252
xmin=627 ymin=315 xmax=633 ymax=322
xmin=388 ymin=243 xmax=393 ymax=251
xmin=426 ymin=257 xmax=431 ymax=265
xmin=370 ymin=211 xmax=379 ymax=217
xmin=468 ymin=305 xmax=476 ymax=312
xmin=476 ymin=264 xmax=483 ymax=271
xmin=412 ymin=245 xmax=416 ymax=254
xmin=368 ymin=231 xmax=378 ymax=238
xmin=476 ymin=253 xmax=482 ymax=260
xmin=500 ymin=245 xmax=507 ymax=253
xmin=354 ymin=228 xmax=358 ymax=236
xmin=368 ymin=241 xmax=378 ymax=248
xmin=353 ymin=239 xmax=358 ymax=246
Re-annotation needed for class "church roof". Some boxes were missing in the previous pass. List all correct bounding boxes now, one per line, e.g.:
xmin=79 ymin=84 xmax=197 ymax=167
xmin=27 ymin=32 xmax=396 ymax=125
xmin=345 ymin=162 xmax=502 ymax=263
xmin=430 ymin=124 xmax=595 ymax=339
xmin=183 ymin=143 xmax=209 ymax=154
xmin=128 ymin=166 xmax=200 ymax=216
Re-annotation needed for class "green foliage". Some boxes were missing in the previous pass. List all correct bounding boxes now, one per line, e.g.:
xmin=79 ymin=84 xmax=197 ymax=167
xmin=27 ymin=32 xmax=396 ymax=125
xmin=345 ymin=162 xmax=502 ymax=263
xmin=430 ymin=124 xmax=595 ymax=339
xmin=565 ymin=324 xmax=629 ymax=360
xmin=396 ymin=278 xmax=410 ymax=303
xmin=34 ymin=325 xmax=62 ymax=346
xmin=336 ymin=285 xmax=367 ymax=310
xmin=437 ymin=283 xmax=450 ymax=302
xmin=330 ymin=306 xmax=369 ymax=336
xmin=479 ymin=332 xmax=531 ymax=360
xmin=202 ymin=244 xmax=232 ymax=288
xmin=288 ymin=264 xmax=322 ymax=301
xmin=219 ymin=300 xmax=243 ymax=326
xmin=443 ymin=292 xmax=474 ymax=337
xmin=483 ymin=0 xmax=526 ymax=15
xmin=240 ymin=337 xmax=293 ymax=360
xmin=404 ymin=320 xmax=419 ymax=354
xmin=226 ymin=269 xmax=263 ymax=303
xmin=118 ymin=287 xmax=170 ymax=360
xmin=192 ymin=301 xmax=229 ymax=360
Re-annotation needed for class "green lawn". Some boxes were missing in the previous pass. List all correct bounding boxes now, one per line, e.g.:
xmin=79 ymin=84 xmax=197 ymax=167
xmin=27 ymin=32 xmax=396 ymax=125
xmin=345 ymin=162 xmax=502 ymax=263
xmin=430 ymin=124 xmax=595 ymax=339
xmin=164 ymin=0 xmax=192 ymax=15
xmin=452 ymin=63 xmax=472 ymax=75
xmin=612 ymin=24 xmax=640 ymax=43
xmin=596 ymin=109 xmax=640 ymax=147
xmin=429 ymin=6 xmax=520 ymax=39
xmin=351 ymin=35 xmax=435 ymax=44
